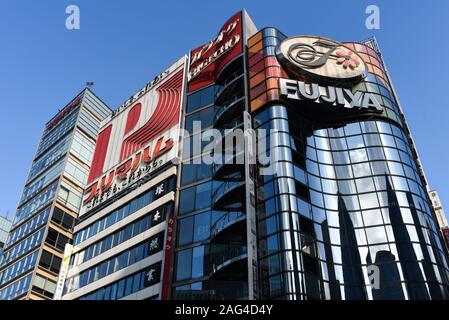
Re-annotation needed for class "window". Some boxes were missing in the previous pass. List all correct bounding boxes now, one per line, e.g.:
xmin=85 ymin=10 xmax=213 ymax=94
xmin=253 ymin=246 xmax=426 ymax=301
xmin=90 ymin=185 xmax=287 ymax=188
xmin=179 ymin=187 xmax=196 ymax=214
xmin=187 ymin=86 xmax=215 ymax=113
xmin=75 ymin=176 xmax=174 ymax=245
xmin=176 ymin=249 xmax=192 ymax=281
xmin=295 ymin=181 xmax=310 ymax=202
xmin=125 ymin=276 xmax=133 ymax=297
xmin=32 ymin=275 xmax=57 ymax=298
xmin=74 ymin=203 xmax=169 ymax=266
xmin=77 ymin=263 xmax=161 ymax=300
xmin=192 ymin=246 xmax=205 ymax=278
xmin=178 ymin=217 xmax=194 ymax=246
xmin=51 ymin=207 xmax=75 ymax=230
xmin=116 ymin=279 xmax=126 ymax=299
xmin=185 ymin=106 xmax=215 ymax=134
xmin=181 ymin=163 xmax=212 ymax=186
xmin=38 ymin=250 xmax=62 ymax=274
xmin=194 ymin=212 xmax=210 ymax=242
xmin=45 ymin=228 xmax=70 ymax=251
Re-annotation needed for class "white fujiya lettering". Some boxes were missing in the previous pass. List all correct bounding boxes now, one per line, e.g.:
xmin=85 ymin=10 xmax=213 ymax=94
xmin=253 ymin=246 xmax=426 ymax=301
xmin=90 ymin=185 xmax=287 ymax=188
xmin=362 ymin=93 xmax=382 ymax=111
xmin=343 ymin=89 xmax=363 ymax=108
xmin=279 ymin=78 xmax=383 ymax=114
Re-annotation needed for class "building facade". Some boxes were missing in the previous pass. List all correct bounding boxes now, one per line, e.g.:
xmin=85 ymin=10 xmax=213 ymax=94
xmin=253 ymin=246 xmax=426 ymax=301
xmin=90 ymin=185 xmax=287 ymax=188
xmin=60 ymin=57 xmax=186 ymax=300
xmin=0 ymin=89 xmax=111 ymax=300
xmin=172 ymin=12 xmax=449 ymax=300
xmin=59 ymin=11 xmax=449 ymax=300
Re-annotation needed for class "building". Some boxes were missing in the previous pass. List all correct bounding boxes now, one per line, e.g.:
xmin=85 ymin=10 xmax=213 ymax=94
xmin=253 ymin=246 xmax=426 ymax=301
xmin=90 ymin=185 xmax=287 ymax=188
xmin=0 ymin=89 xmax=111 ymax=300
xmin=0 ymin=216 xmax=13 ymax=259
xmin=60 ymin=11 xmax=449 ymax=300
xmin=60 ymin=58 xmax=186 ymax=300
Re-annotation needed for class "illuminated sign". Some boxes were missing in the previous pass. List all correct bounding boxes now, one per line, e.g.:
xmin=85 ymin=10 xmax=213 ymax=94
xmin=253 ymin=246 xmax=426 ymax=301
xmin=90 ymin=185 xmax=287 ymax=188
xmin=83 ymin=134 xmax=174 ymax=210
xmin=46 ymin=96 xmax=81 ymax=130
xmin=161 ymin=213 xmax=175 ymax=300
xmin=276 ymin=36 xmax=366 ymax=85
xmin=188 ymin=12 xmax=243 ymax=92
xmin=279 ymin=78 xmax=382 ymax=121
xmin=111 ymin=70 xmax=171 ymax=120
xmin=87 ymin=57 xmax=185 ymax=186
xmin=280 ymin=78 xmax=381 ymax=111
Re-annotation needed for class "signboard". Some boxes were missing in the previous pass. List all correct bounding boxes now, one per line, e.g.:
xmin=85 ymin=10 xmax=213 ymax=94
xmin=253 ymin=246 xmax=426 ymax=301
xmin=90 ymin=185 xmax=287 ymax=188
xmin=278 ymin=78 xmax=382 ymax=123
xmin=87 ymin=57 xmax=186 ymax=185
xmin=147 ymin=232 xmax=164 ymax=256
xmin=46 ymin=95 xmax=82 ymax=131
xmin=82 ymin=57 xmax=186 ymax=214
xmin=160 ymin=213 xmax=175 ymax=300
xmin=82 ymin=138 xmax=175 ymax=210
xmin=143 ymin=262 xmax=162 ymax=288
xmin=276 ymin=36 xmax=366 ymax=85
xmin=188 ymin=11 xmax=243 ymax=92
xmin=54 ymin=244 xmax=73 ymax=300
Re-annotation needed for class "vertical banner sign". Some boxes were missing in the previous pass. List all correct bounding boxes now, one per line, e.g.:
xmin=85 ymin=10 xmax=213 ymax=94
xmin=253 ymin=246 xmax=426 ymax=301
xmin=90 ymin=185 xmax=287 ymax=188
xmin=161 ymin=213 xmax=175 ymax=300
xmin=244 ymin=111 xmax=259 ymax=299
xmin=188 ymin=11 xmax=243 ymax=92
xmin=54 ymin=244 xmax=73 ymax=300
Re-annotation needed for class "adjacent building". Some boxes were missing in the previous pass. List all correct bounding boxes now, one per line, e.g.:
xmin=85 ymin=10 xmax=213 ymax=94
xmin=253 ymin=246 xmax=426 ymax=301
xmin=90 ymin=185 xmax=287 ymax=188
xmin=0 ymin=89 xmax=111 ymax=300
xmin=56 ymin=10 xmax=449 ymax=300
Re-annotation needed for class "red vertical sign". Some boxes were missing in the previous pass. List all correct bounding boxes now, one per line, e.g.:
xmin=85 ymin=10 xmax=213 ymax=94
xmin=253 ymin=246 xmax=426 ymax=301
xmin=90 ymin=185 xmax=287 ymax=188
xmin=188 ymin=11 xmax=243 ymax=92
xmin=161 ymin=213 xmax=175 ymax=300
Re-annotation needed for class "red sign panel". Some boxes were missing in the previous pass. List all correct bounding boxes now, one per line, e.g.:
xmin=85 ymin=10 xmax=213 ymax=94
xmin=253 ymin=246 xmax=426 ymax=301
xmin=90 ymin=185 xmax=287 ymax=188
xmin=161 ymin=213 xmax=175 ymax=300
xmin=46 ymin=96 xmax=81 ymax=130
xmin=188 ymin=11 xmax=243 ymax=92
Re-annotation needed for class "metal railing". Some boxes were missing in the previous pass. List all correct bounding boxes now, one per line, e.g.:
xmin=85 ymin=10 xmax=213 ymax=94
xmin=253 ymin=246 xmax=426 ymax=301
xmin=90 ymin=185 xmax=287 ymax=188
xmin=210 ymin=211 xmax=245 ymax=238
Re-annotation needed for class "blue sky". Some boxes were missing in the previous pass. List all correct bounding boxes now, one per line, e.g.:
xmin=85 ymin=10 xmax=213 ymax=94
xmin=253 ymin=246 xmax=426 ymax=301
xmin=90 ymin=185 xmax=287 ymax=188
xmin=0 ymin=0 xmax=448 ymax=222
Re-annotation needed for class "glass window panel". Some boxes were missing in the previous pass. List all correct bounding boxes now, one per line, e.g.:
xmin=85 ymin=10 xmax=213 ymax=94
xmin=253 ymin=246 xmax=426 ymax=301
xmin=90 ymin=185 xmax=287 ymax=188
xmin=178 ymin=216 xmax=194 ymax=246
xmin=192 ymin=246 xmax=205 ymax=278
xmin=176 ymin=249 xmax=192 ymax=281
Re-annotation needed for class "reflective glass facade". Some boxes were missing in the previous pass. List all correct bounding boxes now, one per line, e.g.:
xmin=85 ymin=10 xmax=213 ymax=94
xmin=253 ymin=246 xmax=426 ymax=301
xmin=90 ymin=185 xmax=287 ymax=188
xmin=172 ymin=18 xmax=449 ymax=301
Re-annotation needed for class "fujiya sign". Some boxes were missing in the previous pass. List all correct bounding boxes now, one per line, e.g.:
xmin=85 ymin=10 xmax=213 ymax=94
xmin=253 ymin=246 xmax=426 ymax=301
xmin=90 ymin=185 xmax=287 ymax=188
xmin=277 ymin=36 xmax=366 ymax=85
xmin=83 ymin=134 xmax=175 ymax=210
xmin=279 ymin=78 xmax=382 ymax=114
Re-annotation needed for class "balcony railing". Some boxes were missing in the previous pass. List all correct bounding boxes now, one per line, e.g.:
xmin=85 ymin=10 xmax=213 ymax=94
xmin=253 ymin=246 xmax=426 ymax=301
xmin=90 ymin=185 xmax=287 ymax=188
xmin=211 ymin=211 xmax=246 ymax=239
xmin=215 ymin=74 xmax=244 ymax=106
xmin=211 ymin=244 xmax=247 ymax=273
xmin=214 ymin=96 xmax=244 ymax=127
xmin=211 ymin=180 xmax=245 ymax=211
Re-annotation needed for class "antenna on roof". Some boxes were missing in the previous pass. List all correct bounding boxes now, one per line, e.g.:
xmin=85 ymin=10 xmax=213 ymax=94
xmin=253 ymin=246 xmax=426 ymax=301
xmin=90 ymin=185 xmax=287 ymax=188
xmin=86 ymin=82 xmax=94 ymax=88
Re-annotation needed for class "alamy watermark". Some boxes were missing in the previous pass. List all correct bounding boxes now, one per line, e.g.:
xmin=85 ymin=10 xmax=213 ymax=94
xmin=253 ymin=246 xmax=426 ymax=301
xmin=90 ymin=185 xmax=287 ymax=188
xmin=66 ymin=5 xmax=80 ymax=30
xmin=365 ymin=5 xmax=380 ymax=30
